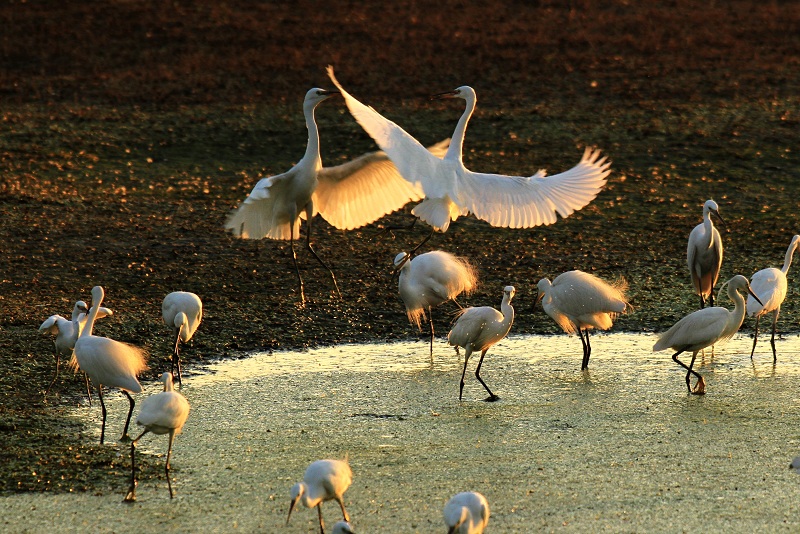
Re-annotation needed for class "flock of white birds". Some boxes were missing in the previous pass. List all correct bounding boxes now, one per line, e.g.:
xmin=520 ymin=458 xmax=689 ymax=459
xmin=37 ymin=66 xmax=799 ymax=532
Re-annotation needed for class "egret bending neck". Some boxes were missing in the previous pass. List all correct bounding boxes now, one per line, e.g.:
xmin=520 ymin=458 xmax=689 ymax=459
xmin=446 ymin=94 xmax=476 ymax=163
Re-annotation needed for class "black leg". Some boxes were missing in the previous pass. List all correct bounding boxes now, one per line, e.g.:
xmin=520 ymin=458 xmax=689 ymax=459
xmin=172 ymin=325 xmax=183 ymax=385
xmin=375 ymin=216 xmax=418 ymax=239
xmin=699 ymin=295 xmax=705 ymax=309
xmin=428 ymin=307 xmax=435 ymax=361
xmin=317 ymin=502 xmax=326 ymax=534
xmin=290 ymin=222 xmax=306 ymax=306
xmin=98 ymin=385 xmax=106 ymax=445
xmin=459 ymin=346 xmax=472 ymax=400
xmin=123 ymin=429 xmax=148 ymax=502
xmin=750 ymin=315 xmax=760 ymax=358
xmin=672 ymin=349 xmax=705 ymax=394
xmin=166 ymin=430 xmax=176 ymax=498
xmin=576 ymin=328 xmax=589 ymax=370
xmin=120 ymin=390 xmax=136 ymax=442
xmin=84 ymin=373 xmax=93 ymax=407
xmin=44 ymin=350 xmax=60 ymax=399
xmin=475 ymin=349 xmax=499 ymax=402
xmin=409 ymin=228 xmax=435 ymax=256
xmin=304 ymin=204 xmax=341 ymax=299
xmin=770 ymin=309 xmax=780 ymax=362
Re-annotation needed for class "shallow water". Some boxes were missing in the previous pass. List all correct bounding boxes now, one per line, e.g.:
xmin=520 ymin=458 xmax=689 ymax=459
xmin=5 ymin=333 xmax=800 ymax=532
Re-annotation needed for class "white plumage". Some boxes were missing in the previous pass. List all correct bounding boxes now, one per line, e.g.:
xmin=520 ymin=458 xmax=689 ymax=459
xmin=536 ymin=270 xmax=628 ymax=370
xmin=74 ymin=286 xmax=147 ymax=444
xmin=747 ymin=234 xmax=800 ymax=361
xmin=287 ymin=459 xmax=353 ymax=534
xmin=687 ymin=199 xmax=725 ymax=308
xmin=328 ymin=66 xmax=610 ymax=238
xmin=124 ymin=372 xmax=190 ymax=502
xmin=224 ymin=87 xmax=448 ymax=305
xmin=39 ymin=300 xmax=112 ymax=400
xmin=653 ymin=275 xmax=761 ymax=395
xmin=448 ymin=286 xmax=515 ymax=401
xmin=443 ymin=491 xmax=490 ymax=534
xmin=162 ymin=291 xmax=203 ymax=384
xmin=395 ymin=250 xmax=478 ymax=357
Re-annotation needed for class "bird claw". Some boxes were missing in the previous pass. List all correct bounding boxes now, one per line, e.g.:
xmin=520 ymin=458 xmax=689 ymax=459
xmin=691 ymin=377 xmax=706 ymax=395
xmin=123 ymin=490 xmax=136 ymax=503
xmin=483 ymin=395 xmax=500 ymax=402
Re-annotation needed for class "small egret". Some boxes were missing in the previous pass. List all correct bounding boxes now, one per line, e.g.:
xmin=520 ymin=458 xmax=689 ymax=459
xmin=747 ymin=234 xmax=800 ymax=361
xmin=124 ymin=372 xmax=190 ymax=502
xmin=653 ymin=275 xmax=762 ymax=395
xmin=448 ymin=286 xmax=515 ymax=401
xmin=687 ymin=199 xmax=725 ymax=308
xmin=225 ymin=87 xmax=449 ymax=305
xmin=331 ymin=522 xmax=355 ymax=534
xmin=443 ymin=491 xmax=490 ymax=534
xmin=39 ymin=300 xmax=112 ymax=400
xmin=328 ymin=67 xmax=610 ymax=247
xmin=74 ymin=286 xmax=147 ymax=444
xmin=287 ymin=458 xmax=353 ymax=534
xmin=536 ymin=270 xmax=629 ymax=370
xmin=395 ymin=250 xmax=478 ymax=358
xmin=162 ymin=291 xmax=203 ymax=385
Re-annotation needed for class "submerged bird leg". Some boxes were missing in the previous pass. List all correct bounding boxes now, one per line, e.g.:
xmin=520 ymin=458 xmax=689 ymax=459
xmin=120 ymin=390 xmax=136 ymax=442
xmin=43 ymin=350 xmax=61 ymax=399
xmin=303 ymin=210 xmax=342 ymax=299
xmin=336 ymin=495 xmax=350 ymax=522
xmin=770 ymin=309 xmax=779 ymax=362
xmin=123 ymin=429 xmax=149 ymax=503
xmin=459 ymin=346 xmax=473 ymax=400
xmin=475 ymin=349 xmax=499 ymax=402
xmin=166 ymin=430 xmax=176 ymax=498
xmin=672 ymin=349 xmax=705 ymax=395
xmin=289 ymin=223 xmax=307 ymax=306
xmin=98 ymin=385 xmax=107 ymax=445
xmin=750 ymin=315 xmax=761 ymax=358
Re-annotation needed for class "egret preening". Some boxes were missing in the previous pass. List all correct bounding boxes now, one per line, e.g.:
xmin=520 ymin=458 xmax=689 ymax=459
xmin=536 ymin=270 xmax=629 ymax=370
xmin=74 ymin=286 xmax=147 ymax=444
xmin=224 ymin=87 xmax=448 ymax=306
xmin=443 ymin=491 xmax=490 ymax=534
xmin=287 ymin=458 xmax=352 ymax=534
xmin=747 ymin=234 xmax=800 ymax=361
xmin=124 ymin=372 xmax=190 ymax=502
xmin=687 ymin=199 xmax=725 ymax=308
xmin=395 ymin=250 xmax=478 ymax=358
xmin=162 ymin=291 xmax=203 ymax=385
xmin=448 ymin=286 xmax=515 ymax=401
xmin=328 ymin=67 xmax=610 ymax=250
xmin=653 ymin=275 xmax=762 ymax=395
xmin=39 ymin=300 xmax=112 ymax=401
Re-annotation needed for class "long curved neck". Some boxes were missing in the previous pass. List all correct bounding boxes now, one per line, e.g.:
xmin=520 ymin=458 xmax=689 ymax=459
xmin=80 ymin=297 xmax=103 ymax=339
xmin=727 ymin=287 xmax=748 ymax=331
xmin=782 ymin=242 xmax=797 ymax=274
xmin=302 ymin=102 xmax=322 ymax=166
xmin=703 ymin=208 xmax=715 ymax=234
xmin=446 ymin=94 xmax=476 ymax=163
xmin=501 ymin=297 xmax=515 ymax=329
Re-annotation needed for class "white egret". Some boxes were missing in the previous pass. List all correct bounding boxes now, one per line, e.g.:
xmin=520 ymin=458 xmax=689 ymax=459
xmin=443 ymin=491 xmax=490 ymax=534
xmin=536 ymin=270 xmax=629 ymax=370
xmin=653 ymin=275 xmax=762 ymax=395
xmin=331 ymin=522 xmax=355 ymax=534
xmin=74 ymin=286 xmax=147 ymax=444
xmin=687 ymin=199 xmax=725 ymax=308
xmin=287 ymin=458 xmax=353 ymax=534
xmin=124 ymin=372 xmax=190 ymax=502
xmin=328 ymin=67 xmax=610 ymax=248
xmin=162 ymin=291 xmax=203 ymax=385
xmin=224 ymin=87 xmax=449 ymax=305
xmin=394 ymin=250 xmax=478 ymax=358
xmin=39 ymin=300 xmax=112 ymax=400
xmin=447 ymin=286 xmax=515 ymax=401
xmin=747 ymin=234 xmax=800 ymax=361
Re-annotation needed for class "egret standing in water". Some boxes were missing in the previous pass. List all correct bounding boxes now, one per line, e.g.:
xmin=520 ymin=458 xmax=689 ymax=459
xmin=162 ymin=291 xmax=203 ymax=385
xmin=448 ymin=286 xmax=515 ymax=401
xmin=395 ymin=250 xmax=478 ymax=358
xmin=687 ymin=199 xmax=725 ymax=308
xmin=74 ymin=286 xmax=147 ymax=444
xmin=747 ymin=234 xmax=800 ymax=361
xmin=39 ymin=300 xmax=112 ymax=401
xmin=124 ymin=372 xmax=190 ymax=502
xmin=287 ymin=458 xmax=353 ymax=534
xmin=443 ymin=491 xmax=490 ymax=534
xmin=653 ymin=275 xmax=762 ymax=395
xmin=225 ymin=87 xmax=448 ymax=305
xmin=328 ymin=67 xmax=610 ymax=249
xmin=536 ymin=270 xmax=629 ymax=370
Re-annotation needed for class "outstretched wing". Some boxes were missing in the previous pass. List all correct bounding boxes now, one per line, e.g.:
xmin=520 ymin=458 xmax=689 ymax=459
xmin=327 ymin=66 xmax=445 ymax=194
xmin=457 ymin=147 xmax=610 ymax=228
xmin=314 ymin=140 xmax=449 ymax=230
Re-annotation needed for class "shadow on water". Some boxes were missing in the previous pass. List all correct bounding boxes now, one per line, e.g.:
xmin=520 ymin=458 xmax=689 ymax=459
xmin=5 ymin=333 xmax=800 ymax=532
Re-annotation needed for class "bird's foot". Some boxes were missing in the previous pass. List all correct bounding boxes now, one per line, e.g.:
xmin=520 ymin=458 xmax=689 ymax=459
xmin=119 ymin=434 xmax=133 ymax=443
xmin=483 ymin=395 xmax=500 ymax=402
xmin=691 ymin=377 xmax=706 ymax=395
xmin=123 ymin=487 xmax=137 ymax=503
